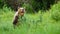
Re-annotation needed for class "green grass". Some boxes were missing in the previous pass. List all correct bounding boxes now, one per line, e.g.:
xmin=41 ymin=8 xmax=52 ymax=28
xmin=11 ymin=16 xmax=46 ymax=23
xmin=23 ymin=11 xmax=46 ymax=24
xmin=0 ymin=2 xmax=60 ymax=34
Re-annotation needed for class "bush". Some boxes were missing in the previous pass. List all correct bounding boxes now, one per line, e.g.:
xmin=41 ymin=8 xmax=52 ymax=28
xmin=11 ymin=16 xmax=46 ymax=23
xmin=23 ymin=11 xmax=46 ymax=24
xmin=23 ymin=4 xmax=34 ymax=13
xmin=51 ymin=11 xmax=60 ymax=21
xmin=50 ymin=2 xmax=60 ymax=21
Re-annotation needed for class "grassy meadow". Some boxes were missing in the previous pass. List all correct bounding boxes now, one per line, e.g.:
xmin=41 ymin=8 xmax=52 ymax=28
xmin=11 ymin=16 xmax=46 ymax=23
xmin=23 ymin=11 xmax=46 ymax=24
xmin=0 ymin=2 xmax=60 ymax=34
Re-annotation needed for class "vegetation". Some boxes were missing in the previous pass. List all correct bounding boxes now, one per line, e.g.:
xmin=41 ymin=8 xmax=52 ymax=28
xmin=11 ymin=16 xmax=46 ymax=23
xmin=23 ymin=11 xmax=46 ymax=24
xmin=0 ymin=0 xmax=59 ymax=12
xmin=0 ymin=1 xmax=60 ymax=34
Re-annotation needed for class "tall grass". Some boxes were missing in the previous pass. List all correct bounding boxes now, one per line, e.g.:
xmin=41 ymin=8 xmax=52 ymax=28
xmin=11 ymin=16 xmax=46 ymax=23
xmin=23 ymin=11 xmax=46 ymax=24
xmin=0 ymin=2 xmax=60 ymax=34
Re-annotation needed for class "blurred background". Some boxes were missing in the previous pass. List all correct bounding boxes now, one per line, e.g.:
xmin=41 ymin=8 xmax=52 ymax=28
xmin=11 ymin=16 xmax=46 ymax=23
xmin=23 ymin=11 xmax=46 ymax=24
xmin=0 ymin=0 xmax=60 ymax=34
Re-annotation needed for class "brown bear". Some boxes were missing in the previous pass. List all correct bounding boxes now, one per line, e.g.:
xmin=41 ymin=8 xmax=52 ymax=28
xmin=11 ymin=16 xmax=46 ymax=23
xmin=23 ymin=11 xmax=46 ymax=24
xmin=12 ymin=7 xmax=25 ymax=28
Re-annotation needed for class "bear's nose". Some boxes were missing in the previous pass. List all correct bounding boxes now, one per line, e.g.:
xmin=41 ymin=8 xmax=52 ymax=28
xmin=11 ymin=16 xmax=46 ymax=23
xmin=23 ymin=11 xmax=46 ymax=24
xmin=21 ymin=10 xmax=24 ymax=13
xmin=21 ymin=11 xmax=24 ymax=13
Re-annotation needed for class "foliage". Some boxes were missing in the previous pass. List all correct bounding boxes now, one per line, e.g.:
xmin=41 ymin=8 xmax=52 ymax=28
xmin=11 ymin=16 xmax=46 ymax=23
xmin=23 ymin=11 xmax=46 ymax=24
xmin=0 ymin=0 xmax=59 ymax=13
xmin=28 ymin=0 xmax=59 ymax=11
xmin=0 ymin=2 xmax=60 ymax=34
xmin=0 ymin=0 xmax=4 ymax=8
xmin=23 ymin=4 xmax=35 ymax=13
xmin=50 ymin=2 xmax=60 ymax=21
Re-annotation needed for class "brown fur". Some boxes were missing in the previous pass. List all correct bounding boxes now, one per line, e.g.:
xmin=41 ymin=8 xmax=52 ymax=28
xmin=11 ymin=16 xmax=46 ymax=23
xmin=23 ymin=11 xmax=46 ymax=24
xmin=13 ymin=7 xmax=25 ymax=27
